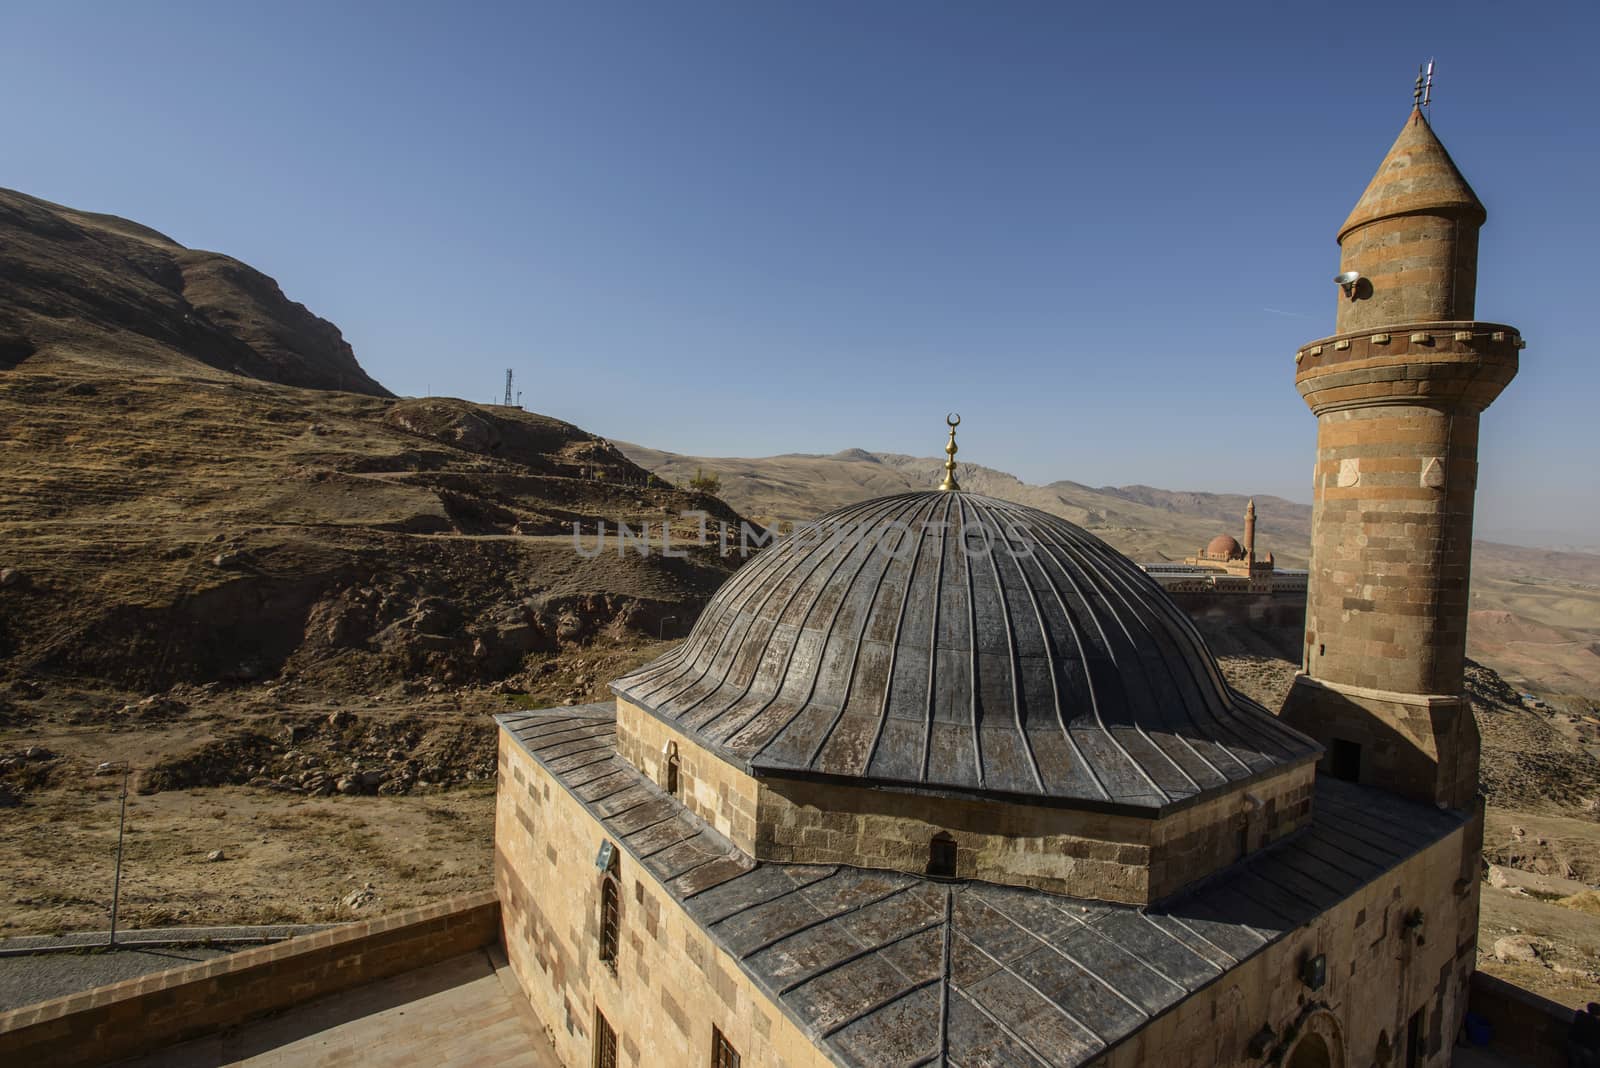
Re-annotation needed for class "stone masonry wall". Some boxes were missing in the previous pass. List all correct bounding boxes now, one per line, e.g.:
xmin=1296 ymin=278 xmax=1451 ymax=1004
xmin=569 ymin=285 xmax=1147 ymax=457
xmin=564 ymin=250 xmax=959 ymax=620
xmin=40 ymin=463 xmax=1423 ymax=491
xmin=0 ymin=892 xmax=500 ymax=1068
xmin=618 ymin=699 xmax=1316 ymax=905
xmin=495 ymin=732 xmax=833 ymax=1068
xmin=616 ymin=696 xmax=760 ymax=853
xmin=1168 ymin=589 xmax=1305 ymax=646
xmin=1281 ymin=676 xmax=1479 ymax=811
xmin=1467 ymin=971 xmax=1573 ymax=1068
xmin=1100 ymin=812 xmax=1482 ymax=1068
xmin=1300 ymin=404 xmax=1479 ymax=698
xmin=1337 ymin=214 xmax=1479 ymax=333
xmin=756 ymin=763 xmax=1315 ymax=906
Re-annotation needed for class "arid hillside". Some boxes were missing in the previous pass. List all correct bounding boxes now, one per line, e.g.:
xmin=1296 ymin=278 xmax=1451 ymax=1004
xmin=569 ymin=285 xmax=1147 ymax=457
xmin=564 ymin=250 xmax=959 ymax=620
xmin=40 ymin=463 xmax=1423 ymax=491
xmin=0 ymin=190 xmax=760 ymax=940
xmin=622 ymin=443 xmax=1600 ymax=699
xmin=0 ymin=375 xmax=745 ymax=694
xmin=0 ymin=190 xmax=754 ymax=696
xmin=0 ymin=189 xmax=389 ymax=396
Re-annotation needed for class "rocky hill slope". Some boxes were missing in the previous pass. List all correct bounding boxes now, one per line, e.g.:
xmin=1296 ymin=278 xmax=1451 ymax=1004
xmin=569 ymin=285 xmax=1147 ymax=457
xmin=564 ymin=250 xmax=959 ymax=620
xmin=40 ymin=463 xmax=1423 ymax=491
xmin=0 ymin=369 xmax=746 ymax=693
xmin=0 ymin=191 xmax=752 ymax=695
xmin=0 ymin=188 xmax=388 ymax=395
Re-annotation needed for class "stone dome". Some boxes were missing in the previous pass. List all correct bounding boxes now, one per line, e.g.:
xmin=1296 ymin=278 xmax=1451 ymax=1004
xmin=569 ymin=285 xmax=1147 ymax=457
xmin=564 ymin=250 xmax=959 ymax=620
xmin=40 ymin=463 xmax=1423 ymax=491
xmin=613 ymin=491 xmax=1318 ymax=812
xmin=1206 ymin=534 xmax=1244 ymax=560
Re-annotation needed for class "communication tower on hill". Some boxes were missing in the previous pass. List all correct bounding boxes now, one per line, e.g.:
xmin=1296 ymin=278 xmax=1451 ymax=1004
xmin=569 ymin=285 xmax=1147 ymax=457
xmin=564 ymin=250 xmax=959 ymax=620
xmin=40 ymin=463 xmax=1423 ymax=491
xmin=503 ymin=368 xmax=514 ymax=407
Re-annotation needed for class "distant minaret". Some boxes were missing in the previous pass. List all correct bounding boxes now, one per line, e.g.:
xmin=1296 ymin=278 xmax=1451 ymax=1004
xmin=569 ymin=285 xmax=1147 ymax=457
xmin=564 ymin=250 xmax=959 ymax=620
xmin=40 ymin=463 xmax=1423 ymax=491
xmin=1279 ymin=96 xmax=1522 ymax=809
xmin=1243 ymin=498 xmax=1256 ymax=564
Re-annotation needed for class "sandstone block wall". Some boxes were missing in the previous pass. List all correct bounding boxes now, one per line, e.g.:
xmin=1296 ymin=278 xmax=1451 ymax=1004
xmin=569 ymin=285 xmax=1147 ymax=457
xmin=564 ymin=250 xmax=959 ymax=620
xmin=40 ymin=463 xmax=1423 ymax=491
xmin=1167 ymin=589 xmax=1305 ymax=643
xmin=1467 ymin=971 xmax=1573 ymax=1068
xmin=1281 ymin=676 xmax=1479 ymax=810
xmin=1299 ymin=404 xmax=1479 ymax=697
xmin=616 ymin=696 xmax=760 ymax=852
xmin=618 ymin=697 xmax=1316 ymax=905
xmin=0 ymin=892 xmax=500 ymax=1068
xmin=756 ymin=762 xmax=1315 ymax=905
xmin=1101 ymin=814 xmax=1481 ymax=1068
xmin=495 ymin=733 xmax=833 ymax=1068
xmin=1337 ymin=213 xmax=1479 ymax=333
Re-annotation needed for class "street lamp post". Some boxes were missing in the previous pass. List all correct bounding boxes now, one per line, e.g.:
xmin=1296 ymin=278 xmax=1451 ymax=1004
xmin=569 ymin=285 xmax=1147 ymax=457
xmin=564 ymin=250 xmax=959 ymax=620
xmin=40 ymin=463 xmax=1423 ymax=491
xmin=101 ymin=762 xmax=131 ymax=948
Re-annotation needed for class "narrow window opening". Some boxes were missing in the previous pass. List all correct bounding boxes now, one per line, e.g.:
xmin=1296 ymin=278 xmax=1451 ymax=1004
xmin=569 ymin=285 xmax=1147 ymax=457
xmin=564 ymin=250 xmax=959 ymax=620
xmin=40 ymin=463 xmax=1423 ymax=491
xmin=927 ymin=832 xmax=957 ymax=878
xmin=1404 ymin=1007 xmax=1424 ymax=1068
xmin=664 ymin=741 xmax=680 ymax=797
xmin=594 ymin=1008 xmax=617 ymax=1068
xmin=1329 ymin=738 xmax=1362 ymax=783
xmin=598 ymin=874 xmax=620 ymax=967
xmin=711 ymin=1025 xmax=741 ymax=1068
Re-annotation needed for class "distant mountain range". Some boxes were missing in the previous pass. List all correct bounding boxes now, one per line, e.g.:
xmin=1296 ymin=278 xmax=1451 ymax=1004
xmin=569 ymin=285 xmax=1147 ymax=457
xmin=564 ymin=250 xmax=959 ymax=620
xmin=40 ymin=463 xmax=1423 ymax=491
xmin=619 ymin=443 xmax=1600 ymax=698
xmin=617 ymin=442 xmax=1314 ymax=566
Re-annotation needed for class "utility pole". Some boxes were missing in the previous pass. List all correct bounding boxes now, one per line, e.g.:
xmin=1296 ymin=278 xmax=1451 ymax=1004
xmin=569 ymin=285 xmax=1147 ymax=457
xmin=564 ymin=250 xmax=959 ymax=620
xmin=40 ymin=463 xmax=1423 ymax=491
xmin=105 ymin=762 xmax=131 ymax=947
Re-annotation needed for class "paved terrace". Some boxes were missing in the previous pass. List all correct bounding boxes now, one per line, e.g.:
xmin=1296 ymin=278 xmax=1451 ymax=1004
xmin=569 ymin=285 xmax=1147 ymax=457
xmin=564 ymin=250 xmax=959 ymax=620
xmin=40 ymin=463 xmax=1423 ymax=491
xmin=120 ymin=946 xmax=558 ymax=1068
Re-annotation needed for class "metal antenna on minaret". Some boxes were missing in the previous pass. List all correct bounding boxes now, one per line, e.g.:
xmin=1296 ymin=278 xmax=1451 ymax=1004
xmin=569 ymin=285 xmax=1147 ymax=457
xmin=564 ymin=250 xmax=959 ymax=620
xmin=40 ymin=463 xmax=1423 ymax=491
xmin=503 ymin=368 xmax=514 ymax=406
xmin=1423 ymin=59 xmax=1435 ymax=111
xmin=1413 ymin=65 xmax=1426 ymax=109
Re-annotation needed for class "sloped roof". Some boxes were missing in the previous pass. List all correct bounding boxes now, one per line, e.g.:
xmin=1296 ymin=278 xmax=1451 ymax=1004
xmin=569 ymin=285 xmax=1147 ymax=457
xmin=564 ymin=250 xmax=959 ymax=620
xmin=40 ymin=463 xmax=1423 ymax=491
xmin=498 ymin=706 xmax=1467 ymax=1068
xmin=1339 ymin=108 xmax=1486 ymax=241
xmin=612 ymin=491 xmax=1318 ymax=813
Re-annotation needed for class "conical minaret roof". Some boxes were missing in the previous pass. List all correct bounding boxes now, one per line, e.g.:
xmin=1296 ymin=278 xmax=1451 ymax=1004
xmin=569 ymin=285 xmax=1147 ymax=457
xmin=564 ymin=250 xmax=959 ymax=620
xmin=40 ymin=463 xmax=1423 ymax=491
xmin=1338 ymin=108 xmax=1486 ymax=242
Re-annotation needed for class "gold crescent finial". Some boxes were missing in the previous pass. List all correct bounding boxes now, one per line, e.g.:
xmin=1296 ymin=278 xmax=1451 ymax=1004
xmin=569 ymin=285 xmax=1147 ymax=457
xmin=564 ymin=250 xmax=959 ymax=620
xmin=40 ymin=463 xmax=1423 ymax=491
xmin=939 ymin=413 xmax=961 ymax=492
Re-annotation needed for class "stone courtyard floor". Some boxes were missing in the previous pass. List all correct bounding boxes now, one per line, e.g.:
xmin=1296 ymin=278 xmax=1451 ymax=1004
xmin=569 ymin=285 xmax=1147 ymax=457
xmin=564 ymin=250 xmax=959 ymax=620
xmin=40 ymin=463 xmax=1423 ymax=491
xmin=120 ymin=947 xmax=560 ymax=1067
xmin=1455 ymin=1043 xmax=1549 ymax=1067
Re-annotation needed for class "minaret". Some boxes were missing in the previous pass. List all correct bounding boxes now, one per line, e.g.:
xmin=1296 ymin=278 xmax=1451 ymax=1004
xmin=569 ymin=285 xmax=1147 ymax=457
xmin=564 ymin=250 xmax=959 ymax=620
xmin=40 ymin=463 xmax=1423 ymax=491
xmin=1278 ymin=102 xmax=1522 ymax=809
xmin=1243 ymin=498 xmax=1256 ymax=564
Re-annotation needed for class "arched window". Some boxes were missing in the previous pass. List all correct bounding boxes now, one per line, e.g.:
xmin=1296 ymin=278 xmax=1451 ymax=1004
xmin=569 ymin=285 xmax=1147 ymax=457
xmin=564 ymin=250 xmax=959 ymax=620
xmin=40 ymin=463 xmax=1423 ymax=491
xmin=663 ymin=740 xmax=680 ymax=797
xmin=598 ymin=874 xmax=620 ymax=966
xmin=927 ymin=832 xmax=957 ymax=878
xmin=1286 ymin=1033 xmax=1332 ymax=1068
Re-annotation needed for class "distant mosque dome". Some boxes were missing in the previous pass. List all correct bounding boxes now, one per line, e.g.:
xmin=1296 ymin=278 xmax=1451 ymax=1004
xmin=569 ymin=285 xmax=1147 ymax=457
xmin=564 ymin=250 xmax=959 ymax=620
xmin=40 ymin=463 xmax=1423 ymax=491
xmin=1206 ymin=534 xmax=1245 ymax=560
xmin=613 ymin=489 xmax=1316 ymax=811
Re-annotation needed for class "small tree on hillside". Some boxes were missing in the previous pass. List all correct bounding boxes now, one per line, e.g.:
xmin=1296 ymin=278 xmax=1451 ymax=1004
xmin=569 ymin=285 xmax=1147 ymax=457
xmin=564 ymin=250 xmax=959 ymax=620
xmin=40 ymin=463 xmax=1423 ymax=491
xmin=688 ymin=467 xmax=721 ymax=495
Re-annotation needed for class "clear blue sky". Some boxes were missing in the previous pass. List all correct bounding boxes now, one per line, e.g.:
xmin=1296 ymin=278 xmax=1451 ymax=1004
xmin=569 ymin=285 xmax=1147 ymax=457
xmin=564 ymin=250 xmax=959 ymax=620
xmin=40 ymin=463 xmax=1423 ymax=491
xmin=5 ymin=1 xmax=1595 ymax=546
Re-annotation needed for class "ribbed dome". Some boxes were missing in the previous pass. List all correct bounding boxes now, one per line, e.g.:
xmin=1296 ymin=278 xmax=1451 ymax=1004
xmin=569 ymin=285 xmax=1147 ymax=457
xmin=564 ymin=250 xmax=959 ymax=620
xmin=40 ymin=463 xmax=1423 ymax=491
xmin=1206 ymin=534 xmax=1244 ymax=560
xmin=613 ymin=491 xmax=1318 ymax=811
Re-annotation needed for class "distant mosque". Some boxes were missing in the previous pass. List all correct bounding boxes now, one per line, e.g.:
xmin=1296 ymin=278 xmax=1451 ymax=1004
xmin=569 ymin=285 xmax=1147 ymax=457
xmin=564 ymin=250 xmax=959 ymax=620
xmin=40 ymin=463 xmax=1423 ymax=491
xmin=1188 ymin=498 xmax=1275 ymax=576
xmin=1141 ymin=499 xmax=1306 ymax=609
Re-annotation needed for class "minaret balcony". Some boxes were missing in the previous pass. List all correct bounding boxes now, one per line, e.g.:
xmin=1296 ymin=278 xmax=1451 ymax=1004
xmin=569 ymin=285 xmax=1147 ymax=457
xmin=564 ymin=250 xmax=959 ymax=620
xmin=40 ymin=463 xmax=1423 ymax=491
xmin=1293 ymin=320 xmax=1520 ymax=414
